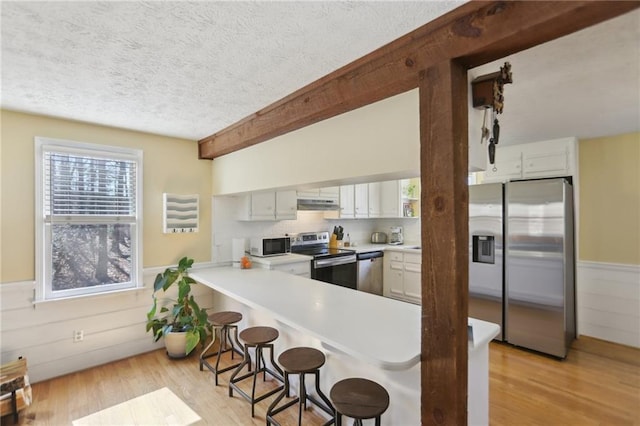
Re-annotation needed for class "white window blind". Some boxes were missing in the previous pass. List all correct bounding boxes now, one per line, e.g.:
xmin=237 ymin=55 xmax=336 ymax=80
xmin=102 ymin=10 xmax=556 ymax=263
xmin=44 ymin=152 xmax=137 ymax=218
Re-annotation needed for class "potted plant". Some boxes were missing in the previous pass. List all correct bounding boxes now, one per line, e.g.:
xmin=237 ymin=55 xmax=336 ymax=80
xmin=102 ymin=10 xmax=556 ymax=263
xmin=146 ymin=257 xmax=211 ymax=358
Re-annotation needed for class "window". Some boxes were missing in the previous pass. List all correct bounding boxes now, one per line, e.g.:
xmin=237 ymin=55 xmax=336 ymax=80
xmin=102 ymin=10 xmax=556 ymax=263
xmin=35 ymin=137 xmax=143 ymax=301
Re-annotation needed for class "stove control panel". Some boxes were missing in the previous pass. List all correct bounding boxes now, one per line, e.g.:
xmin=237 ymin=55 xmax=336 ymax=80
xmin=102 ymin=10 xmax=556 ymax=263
xmin=289 ymin=231 xmax=329 ymax=247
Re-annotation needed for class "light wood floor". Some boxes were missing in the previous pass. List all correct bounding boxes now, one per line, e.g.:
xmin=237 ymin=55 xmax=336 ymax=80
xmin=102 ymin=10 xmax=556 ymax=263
xmin=4 ymin=337 xmax=640 ymax=425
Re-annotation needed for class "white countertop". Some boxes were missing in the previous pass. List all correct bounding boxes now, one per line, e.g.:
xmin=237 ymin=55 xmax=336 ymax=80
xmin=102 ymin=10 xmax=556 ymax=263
xmin=191 ymin=267 xmax=499 ymax=371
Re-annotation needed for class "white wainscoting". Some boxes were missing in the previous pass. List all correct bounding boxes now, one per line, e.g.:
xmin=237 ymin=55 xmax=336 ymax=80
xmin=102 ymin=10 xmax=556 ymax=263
xmin=577 ymin=261 xmax=640 ymax=348
xmin=0 ymin=264 xmax=216 ymax=383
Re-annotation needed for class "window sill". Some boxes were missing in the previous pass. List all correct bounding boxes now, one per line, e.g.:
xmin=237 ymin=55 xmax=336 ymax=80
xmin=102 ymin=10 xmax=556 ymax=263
xmin=32 ymin=286 xmax=147 ymax=305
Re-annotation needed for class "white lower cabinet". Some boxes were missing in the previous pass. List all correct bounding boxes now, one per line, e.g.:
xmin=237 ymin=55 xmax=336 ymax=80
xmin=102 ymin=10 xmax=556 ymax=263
xmin=383 ymin=249 xmax=421 ymax=304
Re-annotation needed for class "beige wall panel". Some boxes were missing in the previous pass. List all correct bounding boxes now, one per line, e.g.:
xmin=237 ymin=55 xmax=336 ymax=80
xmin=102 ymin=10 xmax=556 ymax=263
xmin=211 ymin=89 xmax=420 ymax=195
xmin=0 ymin=110 xmax=212 ymax=282
xmin=579 ymin=132 xmax=640 ymax=264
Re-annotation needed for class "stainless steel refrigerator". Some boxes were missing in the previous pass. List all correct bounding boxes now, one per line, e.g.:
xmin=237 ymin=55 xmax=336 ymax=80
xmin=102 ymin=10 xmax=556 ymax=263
xmin=469 ymin=178 xmax=576 ymax=358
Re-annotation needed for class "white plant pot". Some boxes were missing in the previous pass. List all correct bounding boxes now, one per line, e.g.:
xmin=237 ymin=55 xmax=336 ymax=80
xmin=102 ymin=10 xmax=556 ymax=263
xmin=165 ymin=331 xmax=188 ymax=359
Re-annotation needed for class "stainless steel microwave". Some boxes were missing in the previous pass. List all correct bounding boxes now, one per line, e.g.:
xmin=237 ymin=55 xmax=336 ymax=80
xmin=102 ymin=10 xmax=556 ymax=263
xmin=250 ymin=236 xmax=291 ymax=257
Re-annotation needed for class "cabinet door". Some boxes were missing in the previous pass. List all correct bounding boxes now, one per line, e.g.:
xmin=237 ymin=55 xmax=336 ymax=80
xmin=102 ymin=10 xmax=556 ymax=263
xmin=522 ymin=149 xmax=569 ymax=178
xmin=388 ymin=261 xmax=405 ymax=299
xmin=368 ymin=182 xmax=381 ymax=217
xmin=339 ymin=185 xmax=355 ymax=218
xmin=319 ymin=186 xmax=340 ymax=200
xmin=296 ymin=189 xmax=320 ymax=199
xmin=275 ymin=190 xmax=297 ymax=220
xmin=383 ymin=254 xmax=400 ymax=298
xmin=403 ymin=262 xmax=422 ymax=303
xmin=483 ymin=148 xmax=523 ymax=183
xmin=250 ymin=192 xmax=276 ymax=220
xmin=354 ymin=183 xmax=369 ymax=218
xmin=380 ymin=180 xmax=400 ymax=217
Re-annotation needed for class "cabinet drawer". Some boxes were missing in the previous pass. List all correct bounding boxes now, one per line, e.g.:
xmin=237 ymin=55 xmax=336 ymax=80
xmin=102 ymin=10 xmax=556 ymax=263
xmin=523 ymin=150 xmax=568 ymax=177
xmin=389 ymin=261 xmax=404 ymax=271
xmin=404 ymin=262 xmax=421 ymax=273
xmin=273 ymin=261 xmax=310 ymax=276
xmin=387 ymin=251 xmax=403 ymax=262
xmin=403 ymin=252 xmax=422 ymax=264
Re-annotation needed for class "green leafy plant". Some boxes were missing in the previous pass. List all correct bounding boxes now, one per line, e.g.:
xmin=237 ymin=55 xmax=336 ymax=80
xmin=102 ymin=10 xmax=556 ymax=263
xmin=145 ymin=257 xmax=211 ymax=355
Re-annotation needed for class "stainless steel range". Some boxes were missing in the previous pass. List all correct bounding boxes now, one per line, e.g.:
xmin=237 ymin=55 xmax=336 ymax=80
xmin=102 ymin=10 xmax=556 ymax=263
xmin=290 ymin=231 xmax=357 ymax=289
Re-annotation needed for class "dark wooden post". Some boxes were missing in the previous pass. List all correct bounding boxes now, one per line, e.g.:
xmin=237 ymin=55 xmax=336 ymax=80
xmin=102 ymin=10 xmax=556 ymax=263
xmin=420 ymin=59 xmax=469 ymax=425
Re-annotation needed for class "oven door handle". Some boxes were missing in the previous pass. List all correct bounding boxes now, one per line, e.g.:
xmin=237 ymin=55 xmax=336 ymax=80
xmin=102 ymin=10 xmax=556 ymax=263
xmin=314 ymin=255 xmax=356 ymax=269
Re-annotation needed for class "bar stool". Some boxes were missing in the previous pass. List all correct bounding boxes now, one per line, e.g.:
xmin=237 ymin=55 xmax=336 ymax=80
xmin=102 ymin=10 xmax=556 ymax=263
xmin=199 ymin=311 xmax=244 ymax=385
xmin=330 ymin=378 xmax=390 ymax=426
xmin=228 ymin=326 xmax=285 ymax=417
xmin=266 ymin=347 xmax=334 ymax=426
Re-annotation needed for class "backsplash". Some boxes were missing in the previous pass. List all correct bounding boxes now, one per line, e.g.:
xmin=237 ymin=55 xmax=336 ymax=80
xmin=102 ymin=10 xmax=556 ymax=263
xmin=212 ymin=196 xmax=420 ymax=264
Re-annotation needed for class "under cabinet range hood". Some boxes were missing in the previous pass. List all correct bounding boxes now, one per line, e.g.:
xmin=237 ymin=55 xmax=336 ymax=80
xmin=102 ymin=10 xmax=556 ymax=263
xmin=296 ymin=198 xmax=340 ymax=211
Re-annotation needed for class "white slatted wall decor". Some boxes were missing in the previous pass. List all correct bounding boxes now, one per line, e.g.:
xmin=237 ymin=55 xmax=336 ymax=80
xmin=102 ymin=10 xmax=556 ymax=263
xmin=0 ymin=265 xmax=215 ymax=383
xmin=163 ymin=193 xmax=199 ymax=233
xmin=577 ymin=261 xmax=640 ymax=348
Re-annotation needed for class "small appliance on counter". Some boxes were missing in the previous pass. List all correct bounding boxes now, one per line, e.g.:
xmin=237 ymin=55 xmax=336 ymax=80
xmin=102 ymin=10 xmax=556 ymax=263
xmin=249 ymin=236 xmax=291 ymax=257
xmin=370 ymin=232 xmax=387 ymax=244
xmin=388 ymin=226 xmax=404 ymax=245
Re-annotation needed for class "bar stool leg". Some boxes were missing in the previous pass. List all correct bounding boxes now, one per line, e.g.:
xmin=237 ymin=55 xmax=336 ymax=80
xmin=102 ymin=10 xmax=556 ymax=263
xmin=199 ymin=326 xmax=218 ymax=371
xmin=334 ymin=412 xmax=342 ymax=426
xmin=298 ymin=372 xmax=305 ymax=425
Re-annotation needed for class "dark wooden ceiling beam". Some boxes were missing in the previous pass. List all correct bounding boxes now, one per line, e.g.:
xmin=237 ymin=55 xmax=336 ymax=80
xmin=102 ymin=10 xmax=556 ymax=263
xmin=198 ymin=1 xmax=638 ymax=159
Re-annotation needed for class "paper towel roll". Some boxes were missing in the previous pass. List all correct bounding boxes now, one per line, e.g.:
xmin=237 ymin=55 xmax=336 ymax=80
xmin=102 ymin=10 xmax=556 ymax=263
xmin=232 ymin=238 xmax=246 ymax=268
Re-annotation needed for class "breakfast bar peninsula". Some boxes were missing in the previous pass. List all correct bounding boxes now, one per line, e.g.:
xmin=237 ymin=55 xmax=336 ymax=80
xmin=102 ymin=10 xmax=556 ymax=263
xmin=191 ymin=266 xmax=499 ymax=425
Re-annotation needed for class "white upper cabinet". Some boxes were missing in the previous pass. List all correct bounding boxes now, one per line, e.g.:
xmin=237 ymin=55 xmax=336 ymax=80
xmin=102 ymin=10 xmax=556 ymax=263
xmin=297 ymin=186 xmax=339 ymax=202
xmin=238 ymin=190 xmax=297 ymax=221
xmin=354 ymin=184 xmax=369 ymax=218
xmin=275 ymin=190 xmax=297 ymax=220
xmin=368 ymin=182 xmax=381 ymax=218
xmin=483 ymin=137 xmax=577 ymax=183
xmin=242 ymin=192 xmax=275 ymax=220
xmin=380 ymin=180 xmax=400 ymax=217
xmin=319 ymin=186 xmax=340 ymax=200
xmin=339 ymin=185 xmax=355 ymax=218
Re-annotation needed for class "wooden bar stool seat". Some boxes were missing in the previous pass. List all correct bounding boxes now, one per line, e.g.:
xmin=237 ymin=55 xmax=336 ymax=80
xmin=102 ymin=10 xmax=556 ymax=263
xmin=266 ymin=347 xmax=334 ymax=426
xmin=228 ymin=326 xmax=285 ymax=417
xmin=199 ymin=311 xmax=243 ymax=385
xmin=330 ymin=378 xmax=389 ymax=426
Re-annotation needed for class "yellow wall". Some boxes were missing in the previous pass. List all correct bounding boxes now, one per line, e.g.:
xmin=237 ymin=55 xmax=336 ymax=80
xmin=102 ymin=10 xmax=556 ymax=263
xmin=211 ymin=89 xmax=420 ymax=195
xmin=0 ymin=110 xmax=212 ymax=283
xmin=579 ymin=132 xmax=640 ymax=264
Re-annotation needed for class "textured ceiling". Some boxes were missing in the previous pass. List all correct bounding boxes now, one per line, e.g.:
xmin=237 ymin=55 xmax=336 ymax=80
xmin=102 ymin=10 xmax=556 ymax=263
xmin=1 ymin=1 xmax=461 ymax=140
xmin=1 ymin=2 xmax=638 ymax=145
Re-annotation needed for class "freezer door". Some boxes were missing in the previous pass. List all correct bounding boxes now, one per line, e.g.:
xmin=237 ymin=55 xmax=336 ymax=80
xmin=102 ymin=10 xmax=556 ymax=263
xmin=468 ymin=183 xmax=504 ymax=340
xmin=505 ymin=178 xmax=575 ymax=358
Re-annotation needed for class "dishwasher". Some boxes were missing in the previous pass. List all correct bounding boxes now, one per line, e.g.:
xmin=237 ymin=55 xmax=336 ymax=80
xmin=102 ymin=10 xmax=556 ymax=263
xmin=356 ymin=251 xmax=384 ymax=295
